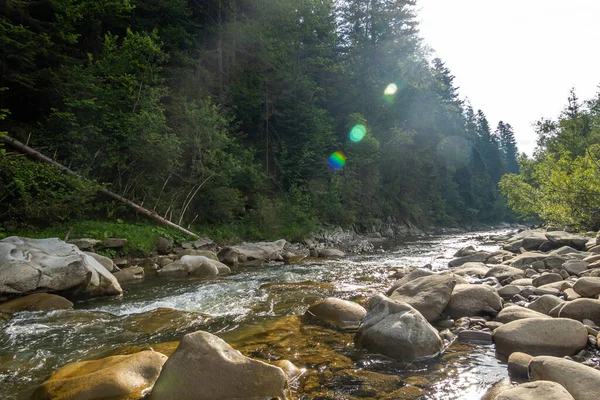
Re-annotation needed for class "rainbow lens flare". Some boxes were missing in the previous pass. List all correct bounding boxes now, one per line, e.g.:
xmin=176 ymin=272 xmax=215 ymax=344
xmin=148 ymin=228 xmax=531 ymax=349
xmin=349 ymin=124 xmax=366 ymax=142
xmin=327 ymin=151 xmax=346 ymax=171
xmin=384 ymin=83 xmax=398 ymax=95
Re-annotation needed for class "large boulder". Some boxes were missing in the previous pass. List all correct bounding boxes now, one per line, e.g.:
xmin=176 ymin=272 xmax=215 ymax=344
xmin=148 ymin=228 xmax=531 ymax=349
xmin=0 ymin=237 xmax=122 ymax=299
xmin=451 ymin=262 xmax=490 ymax=278
xmin=113 ymin=266 xmax=145 ymax=284
xmin=521 ymin=231 xmax=551 ymax=251
xmin=386 ymin=268 xmax=434 ymax=295
xmin=0 ymin=293 xmax=73 ymax=312
xmin=508 ymin=252 xmax=549 ymax=269
xmin=318 ymin=248 xmax=345 ymax=258
xmin=218 ymin=239 xmax=287 ymax=265
xmin=355 ymin=294 xmax=444 ymax=362
xmin=527 ymin=295 xmax=565 ymax=315
xmin=33 ymin=350 xmax=167 ymax=400
xmin=158 ymin=255 xmax=229 ymax=278
xmin=484 ymin=265 xmax=524 ymax=282
xmin=389 ymin=274 xmax=457 ymax=321
xmin=563 ymin=260 xmax=590 ymax=275
xmin=493 ymin=318 xmax=588 ymax=358
xmin=304 ymin=298 xmax=366 ymax=330
xmin=151 ymin=331 xmax=288 ymax=400
xmin=84 ymin=252 xmax=117 ymax=272
xmin=495 ymin=306 xmax=551 ymax=323
xmin=448 ymin=252 xmax=491 ymax=268
xmin=532 ymin=273 xmax=563 ymax=287
xmin=180 ymin=255 xmax=230 ymax=275
xmin=557 ymin=298 xmax=600 ymax=325
xmin=529 ymin=355 xmax=600 ymax=400
xmin=545 ymin=231 xmax=589 ymax=250
xmin=493 ymin=381 xmax=575 ymax=400
xmin=572 ymin=277 xmax=600 ymax=297
xmin=447 ymin=284 xmax=503 ymax=319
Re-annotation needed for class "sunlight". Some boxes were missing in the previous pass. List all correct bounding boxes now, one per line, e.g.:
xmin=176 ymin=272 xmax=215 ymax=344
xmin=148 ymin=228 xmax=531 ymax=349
xmin=384 ymin=83 xmax=398 ymax=95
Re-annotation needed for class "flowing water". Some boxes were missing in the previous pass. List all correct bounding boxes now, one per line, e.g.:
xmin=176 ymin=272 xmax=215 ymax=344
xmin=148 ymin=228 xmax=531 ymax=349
xmin=0 ymin=229 xmax=513 ymax=399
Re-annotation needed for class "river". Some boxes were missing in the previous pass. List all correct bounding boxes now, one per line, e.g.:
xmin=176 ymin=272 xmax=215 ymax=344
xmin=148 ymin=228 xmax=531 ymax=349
xmin=0 ymin=228 xmax=513 ymax=399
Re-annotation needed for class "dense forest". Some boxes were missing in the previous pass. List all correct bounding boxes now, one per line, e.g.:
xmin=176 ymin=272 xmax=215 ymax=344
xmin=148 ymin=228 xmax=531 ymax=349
xmin=0 ymin=0 xmax=522 ymax=240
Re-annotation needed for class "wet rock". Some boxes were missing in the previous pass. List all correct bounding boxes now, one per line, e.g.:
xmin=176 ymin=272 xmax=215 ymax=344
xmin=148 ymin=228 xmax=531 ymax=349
xmin=318 ymin=248 xmax=345 ymax=258
xmin=305 ymin=298 xmax=366 ymax=330
xmin=271 ymin=360 xmax=303 ymax=382
xmin=457 ymin=329 xmax=493 ymax=344
xmin=527 ymin=295 xmax=565 ymax=315
xmin=493 ymin=318 xmax=588 ymax=358
xmin=507 ymin=352 xmax=533 ymax=381
xmin=155 ymin=237 xmax=173 ymax=255
xmin=113 ymin=266 xmax=145 ymax=284
xmin=101 ymin=238 xmax=127 ymax=248
xmin=122 ymin=308 xmax=211 ymax=334
xmin=33 ymin=350 xmax=167 ymax=400
xmin=529 ymin=355 xmax=600 ymax=400
xmin=451 ymin=262 xmax=490 ymax=278
xmin=84 ymin=252 xmax=117 ymax=272
xmin=495 ymin=306 xmax=551 ymax=323
xmin=389 ymin=274 xmax=457 ymax=322
xmin=448 ymin=252 xmax=491 ymax=268
xmin=0 ymin=236 xmax=122 ymax=299
xmin=558 ymin=298 xmax=600 ymax=325
xmin=0 ymin=293 xmax=73 ymax=312
xmin=218 ymin=239 xmax=287 ymax=265
xmin=572 ymin=277 xmax=600 ymax=297
xmin=158 ymin=256 xmax=223 ymax=278
xmin=532 ymin=273 xmax=563 ymax=287
xmin=386 ymin=268 xmax=434 ymax=295
xmin=447 ymin=284 xmax=503 ymax=319
xmin=494 ymin=380 xmax=575 ymax=400
xmin=151 ymin=331 xmax=288 ymax=400
xmin=180 ymin=255 xmax=230 ymax=275
xmin=355 ymin=294 xmax=444 ymax=362
xmin=481 ymin=379 xmax=513 ymax=400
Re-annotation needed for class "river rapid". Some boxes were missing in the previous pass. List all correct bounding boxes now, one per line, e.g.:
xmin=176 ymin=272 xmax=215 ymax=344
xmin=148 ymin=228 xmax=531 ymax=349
xmin=0 ymin=229 xmax=514 ymax=399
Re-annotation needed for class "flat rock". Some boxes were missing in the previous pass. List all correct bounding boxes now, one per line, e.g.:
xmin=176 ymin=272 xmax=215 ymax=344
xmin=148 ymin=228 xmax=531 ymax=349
xmin=68 ymin=238 xmax=101 ymax=250
xmin=457 ymin=329 xmax=493 ymax=344
xmin=151 ymin=331 xmax=287 ymax=400
xmin=495 ymin=306 xmax=551 ymax=323
xmin=101 ymin=238 xmax=128 ymax=248
xmin=451 ymin=262 xmax=490 ymax=278
xmin=0 ymin=293 xmax=73 ymax=312
xmin=389 ymin=274 xmax=457 ymax=321
xmin=532 ymin=273 xmax=563 ymax=287
xmin=493 ymin=318 xmax=588 ymax=358
xmin=447 ymin=284 xmax=503 ymax=319
xmin=84 ymin=252 xmax=117 ymax=272
xmin=113 ymin=266 xmax=145 ymax=284
xmin=563 ymin=260 xmax=590 ymax=275
xmin=545 ymin=231 xmax=589 ymax=250
xmin=318 ymin=248 xmax=345 ymax=258
xmin=218 ymin=239 xmax=287 ymax=264
xmin=572 ymin=277 xmax=600 ymax=297
xmin=497 ymin=285 xmax=525 ymax=298
xmin=529 ymin=355 xmax=600 ymax=400
xmin=305 ymin=298 xmax=366 ymax=330
xmin=508 ymin=252 xmax=549 ymax=269
xmin=449 ymin=252 xmax=491 ymax=268
xmin=175 ymin=249 xmax=218 ymax=261
xmin=33 ymin=350 xmax=167 ymax=400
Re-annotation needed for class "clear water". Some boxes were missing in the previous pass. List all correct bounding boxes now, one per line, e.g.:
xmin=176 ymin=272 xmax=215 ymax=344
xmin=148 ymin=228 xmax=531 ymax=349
xmin=0 ymin=229 xmax=512 ymax=399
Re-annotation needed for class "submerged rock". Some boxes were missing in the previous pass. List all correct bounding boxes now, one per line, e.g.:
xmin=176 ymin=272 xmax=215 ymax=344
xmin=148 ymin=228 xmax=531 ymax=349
xmin=0 ymin=236 xmax=122 ymax=299
xmin=355 ymin=294 xmax=444 ymax=362
xmin=113 ymin=266 xmax=145 ymax=283
xmin=304 ymin=297 xmax=366 ymax=330
xmin=151 ymin=330 xmax=288 ymax=400
xmin=0 ymin=293 xmax=73 ymax=312
xmin=33 ymin=350 xmax=167 ymax=400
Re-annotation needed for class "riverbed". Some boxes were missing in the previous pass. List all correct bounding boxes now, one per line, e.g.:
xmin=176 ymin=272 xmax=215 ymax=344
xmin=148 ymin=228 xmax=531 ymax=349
xmin=0 ymin=229 xmax=513 ymax=399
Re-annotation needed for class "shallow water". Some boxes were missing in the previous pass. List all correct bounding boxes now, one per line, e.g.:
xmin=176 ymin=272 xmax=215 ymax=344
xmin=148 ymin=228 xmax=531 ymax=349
xmin=0 ymin=229 xmax=512 ymax=399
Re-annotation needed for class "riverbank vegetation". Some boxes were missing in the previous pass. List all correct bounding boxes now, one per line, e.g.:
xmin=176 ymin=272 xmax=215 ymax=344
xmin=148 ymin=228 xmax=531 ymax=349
xmin=1 ymin=0 xmax=521 ymax=241
xmin=500 ymin=90 xmax=600 ymax=231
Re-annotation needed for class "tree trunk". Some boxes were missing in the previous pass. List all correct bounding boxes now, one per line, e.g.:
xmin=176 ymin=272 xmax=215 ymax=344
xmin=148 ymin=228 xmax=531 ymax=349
xmin=0 ymin=134 xmax=199 ymax=238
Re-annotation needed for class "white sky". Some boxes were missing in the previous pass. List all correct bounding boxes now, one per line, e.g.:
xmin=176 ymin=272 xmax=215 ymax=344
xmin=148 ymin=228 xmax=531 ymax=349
xmin=417 ymin=0 xmax=600 ymax=155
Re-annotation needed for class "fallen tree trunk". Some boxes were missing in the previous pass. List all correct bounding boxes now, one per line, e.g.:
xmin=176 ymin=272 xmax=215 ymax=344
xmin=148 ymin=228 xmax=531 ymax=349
xmin=1 ymin=134 xmax=199 ymax=238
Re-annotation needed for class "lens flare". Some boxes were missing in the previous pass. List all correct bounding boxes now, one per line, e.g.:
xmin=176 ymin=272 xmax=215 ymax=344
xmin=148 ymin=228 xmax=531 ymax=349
xmin=384 ymin=83 xmax=398 ymax=95
xmin=327 ymin=151 xmax=346 ymax=171
xmin=349 ymin=124 xmax=366 ymax=142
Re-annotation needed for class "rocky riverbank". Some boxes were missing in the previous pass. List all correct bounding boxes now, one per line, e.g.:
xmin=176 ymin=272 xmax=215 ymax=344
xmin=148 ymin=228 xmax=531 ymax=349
xmin=2 ymin=226 xmax=599 ymax=399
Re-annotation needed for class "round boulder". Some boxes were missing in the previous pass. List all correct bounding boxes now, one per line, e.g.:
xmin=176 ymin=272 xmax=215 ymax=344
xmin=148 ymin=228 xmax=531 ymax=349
xmin=572 ymin=277 xmax=600 ymax=298
xmin=494 ymin=380 xmax=575 ymax=400
xmin=527 ymin=295 xmax=565 ymax=316
xmin=0 ymin=293 xmax=73 ymax=312
xmin=389 ymin=274 xmax=457 ymax=322
xmin=529 ymin=355 xmax=600 ymax=400
xmin=558 ymin=298 xmax=600 ymax=325
xmin=305 ymin=298 xmax=367 ymax=330
xmin=447 ymin=284 xmax=503 ymax=319
xmin=495 ymin=306 xmax=551 ymax=324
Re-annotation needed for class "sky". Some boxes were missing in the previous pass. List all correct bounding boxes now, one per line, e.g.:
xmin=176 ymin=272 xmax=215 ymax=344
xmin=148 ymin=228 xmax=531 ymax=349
xmin=417 ymin=0 xmax=600 ymax=155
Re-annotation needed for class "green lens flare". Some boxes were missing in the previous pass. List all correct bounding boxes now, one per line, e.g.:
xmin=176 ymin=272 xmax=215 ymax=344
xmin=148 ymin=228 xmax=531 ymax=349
xmin=349 ymin=124 xmax=366 ymax=142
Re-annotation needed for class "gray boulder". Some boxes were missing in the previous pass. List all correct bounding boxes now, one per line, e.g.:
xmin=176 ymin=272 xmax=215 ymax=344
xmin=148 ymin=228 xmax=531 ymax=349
xmin=386 ymin=268 xmax=434 ymax=295
xmin=113 ymin=266 xmax=145 ymax=284
xmin=151 ymin=331 xmax=288 ymax=400
xmin=451 ymin=262 xmax=490 ymax=278
xmin=318 ymin=248 xmax=345 ymax=258
xmin=545 ymin=231 xmax=589 ymax=250
xmin=389 ymin=274 xmax=457 ymax=321
xmin=218 ymin=239 xmax=287 ymax=264
xmin=495 ymin=306 xmax=551 ymax=323
xmin=449 ymin=252 xmax=491 ymax=268
xmin=563 ymin=260 xmax=590 ymax=275
xmin=485 ymin=265 xmax=524 ymax=282
xmin=572 ymin=277 xmax=600 ymax=297
xmin=529 ymin=355 xmax=600 ymax=400
xmin=532 ymin=273 xmax=563 ymax=287
xmin=508 ymin=252 xmax=549 ymax=269
xmin=447 ymin=284 xmax=503 ymax=319
xmin=558 ymin=298 xmax=600 ymax=325
xmin=494 ymin=381 xmax=575 ymax=400
xmin=0 ymin=236 xmax=122 ymax=299
xmin=355 ymin=294 xmax=444 ymax=362
xmin=84 ymin=252 xmax=117 ymax=272
xmin=527 ymin=295 xmax=565 ymax=315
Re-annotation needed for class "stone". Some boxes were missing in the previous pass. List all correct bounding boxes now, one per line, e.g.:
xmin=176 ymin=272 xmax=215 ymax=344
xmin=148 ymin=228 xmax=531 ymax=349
xmin=529 ymin=355 xmax=600 ymax=400
xmin=122 ymin=308 xmax=211 ymax=334
xmin=158 ymin=255 xmax=228 ymax=278
xmin=68 ymin=238 xmax=102 ymax=251
xmin=457 ymin=329 xmax=493 ymax=344
xmin=589 ymin=245 xmax=600 ymax=254
xmin=527 ymin=295 xmax=565 ymax=315
xmin=493 ymin=318 xmax=588 ymax=358
xmin=191 ymin=237 xmax=218 ymax=252
xmin=507 ymin=352 xmax=533 ymax=381
xmin=451 ymin=262 xmax=490 ymax=278
xmin=113 ymin=266 xmax=145 ymax=284
xmin=495 ymin=306 xmax=551 ymax=323
xmin=497 ymin=285 xmax=525 ymax=298
xmin=447 ymin=284 xmax=503 ymax=319
xmin=563 ymin=260 xmax=590 ymax=275
xmin=386 ymin=268 xmax=434 ymax=295
xmin=481 ymin=379 xmax=514 ymax=400
xmin=573 ymin=277 xmax=600 ymax=297
xmin=583 ymin=254 xmax=600 ymax=263
xmin=504 ymin=240 xmax=524 ymax=253
xmin=218 ymin=239 xmax=287 ymax=264
xmin=389 ymin=274 xmax=457 ymax=321
xmin=495 ymin=381 xmax=575 ymax=400
xmin=180 ymin=255 xmax=230 ymax=275
xmin=0 ymin=293 xmax=73 ymax=312
xmin=355 ymin=294 xmax=444 ymax=362
xmin=101 ymin=238 xmax=128 ymax=248
xmin=304 ymin=298 xmax=366 ymax=330
xmin=318 ymin=248 xmax=345 ymax=258
xmin=522 ymin=231 xmax=550 ymax=251
xmin=174 ymin=249 xmax=218 ymax=261
xmin=270 ymin=360 xmax=302 ymax=382
xmin=449 ymin=252 xmax=491 ymax=268
xmin=155 ymin=237 xmax=173 ymax=255
xmin=510 ymin=278 xmax=533 ymax=286
xmin=33 ymin=350 xmax=167 ymax=400
xmin=454 ymin=245 xmax=477 ymax=257
xmin=485 ymin=265 xmax=525 ymax=281
xmin=538 ymin=241 xmax=554 ymax=252
xmin=84 ymin=252 xmax=117 ymax=272
xmin=151 ymin=331 xmax=287 ymax=400
xmin=509 ymin=252 xmax=549 ymax=269
xmin=0 ymin=237 xmax=122 ymax=299
xmin=525 ymin=268 xmax=537 ymax=277
xmin=558 ymin=298 xmax=600 ymax=325
xmin=532 ymin=273 xmax=563 ymax=287
xmin=545 ymin=231 xmax=589 ymax=250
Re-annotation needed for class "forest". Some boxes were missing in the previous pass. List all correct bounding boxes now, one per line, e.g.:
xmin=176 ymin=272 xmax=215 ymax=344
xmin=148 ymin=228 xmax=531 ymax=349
xmin=0 ymin=0 xmax=541 ymax=242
